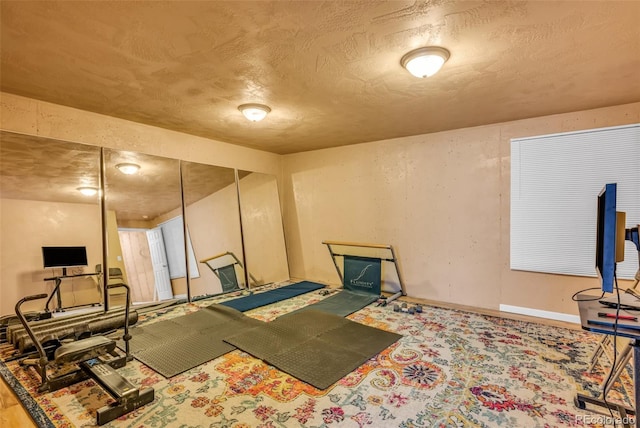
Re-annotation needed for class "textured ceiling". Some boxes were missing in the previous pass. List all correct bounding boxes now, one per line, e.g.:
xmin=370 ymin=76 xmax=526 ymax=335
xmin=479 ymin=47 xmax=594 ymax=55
xmin=1 ymin=1 xmax=639 ymax=154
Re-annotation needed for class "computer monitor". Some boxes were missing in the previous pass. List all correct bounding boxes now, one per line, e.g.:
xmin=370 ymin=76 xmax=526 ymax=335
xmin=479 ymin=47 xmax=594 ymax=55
xmin=595 ymin=184 xmax=626 ymax=293
xmin=42 ymin=246 xmax=88 ymax=275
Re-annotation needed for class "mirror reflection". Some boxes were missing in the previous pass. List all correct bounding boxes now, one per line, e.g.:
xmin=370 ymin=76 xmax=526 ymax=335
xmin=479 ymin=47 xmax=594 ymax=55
xmin=0 ymin=131 xmax=102 ymax=315
xmin=237 ymin=171 xmax=290 ymax=286
xmin=103 ymin=149 xmax=183 ymax=306
xmin=181 ymin=162 xmax=246 ymax=298
xmin=0 ymin=132 xmax=293 ymax=316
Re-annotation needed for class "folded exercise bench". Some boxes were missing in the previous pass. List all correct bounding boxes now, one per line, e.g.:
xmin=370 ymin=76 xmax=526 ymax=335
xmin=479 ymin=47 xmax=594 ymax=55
xmin=199 ymin=251 xmax=258 ymax=293
xmin=15 ymin=284 xmax=154 ymax=425
xmin=323 ymin=240 xmax=407 ymax=305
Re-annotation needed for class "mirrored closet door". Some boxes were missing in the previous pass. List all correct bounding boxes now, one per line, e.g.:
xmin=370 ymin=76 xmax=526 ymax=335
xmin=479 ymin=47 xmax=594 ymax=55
xmin=181 ymin=161 xmax=245 ymax=298
xmin=237 ymin=171 xmax=290 ymax=287
xmin=0 ymin=131 xmax=102 ymax=314
xmin=103 ymin=149 xmax=182 ymax=306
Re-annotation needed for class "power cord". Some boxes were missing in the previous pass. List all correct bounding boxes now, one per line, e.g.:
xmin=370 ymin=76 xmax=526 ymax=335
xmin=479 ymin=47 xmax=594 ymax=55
xmin=571 ymin=287 xmax=604 ymax=302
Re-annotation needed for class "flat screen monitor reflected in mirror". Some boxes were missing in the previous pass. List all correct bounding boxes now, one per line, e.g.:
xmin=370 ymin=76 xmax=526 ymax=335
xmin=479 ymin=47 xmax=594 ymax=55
xmin=42 ymin=246 xmax=88 ymax=274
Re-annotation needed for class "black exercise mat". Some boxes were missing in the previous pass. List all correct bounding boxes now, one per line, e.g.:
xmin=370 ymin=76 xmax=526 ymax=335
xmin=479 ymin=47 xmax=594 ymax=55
xmin=291 ymin=290 xmax=379 ymax=317
xmin=220 ymin=281 xmax=324 ymax=312
xmin=224 ymin=309 xmax=402 ymax=389
xmin=118 ymin=304 xmax=262 ymax=378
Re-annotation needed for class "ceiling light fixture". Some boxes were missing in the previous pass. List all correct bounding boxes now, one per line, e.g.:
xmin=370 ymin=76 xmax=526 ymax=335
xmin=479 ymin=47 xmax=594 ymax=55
xmin=77 ymin=186 xmax=98 ymax=196
xmin=116 ymin=163 xmax=141 ymax=175
xmin=238 ymin=103 xmax=271 ymax=122
xmin=401 ymin=46 xmax=450 ymax=78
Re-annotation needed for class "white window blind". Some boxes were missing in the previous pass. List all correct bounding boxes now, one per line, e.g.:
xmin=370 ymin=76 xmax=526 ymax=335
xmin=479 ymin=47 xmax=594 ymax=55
xmin=511 ymin=124 xmax=640 ymax=280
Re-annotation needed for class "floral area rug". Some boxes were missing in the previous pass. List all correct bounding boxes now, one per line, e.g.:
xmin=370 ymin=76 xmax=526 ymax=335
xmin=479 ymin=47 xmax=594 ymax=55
xmin=0 ymin=285 xmax=633 ymax=427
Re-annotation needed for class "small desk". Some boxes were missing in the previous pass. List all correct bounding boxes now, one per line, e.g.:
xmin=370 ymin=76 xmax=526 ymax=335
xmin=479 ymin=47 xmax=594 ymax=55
xmin=576 ymin=294 xmax=639 ymax=427
xmin=43 ymin=273 xmax=99 ymax=313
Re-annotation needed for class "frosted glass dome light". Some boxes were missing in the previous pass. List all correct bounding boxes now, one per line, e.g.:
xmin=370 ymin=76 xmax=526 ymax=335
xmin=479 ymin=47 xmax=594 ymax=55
xmin=238 ymin=103 xmax=271 ymax=122
xmin=401 ymin=47 xmax=450 ymax=78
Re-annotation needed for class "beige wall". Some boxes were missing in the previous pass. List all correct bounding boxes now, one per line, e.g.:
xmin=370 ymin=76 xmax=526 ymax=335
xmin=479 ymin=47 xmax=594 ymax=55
xmin=105 ymin=210 xmax=128 ymax=284
xmin=0 ymin=199 xmax=102 ymax=314
xmin=282 ymin=102 xmax=640 ymax=317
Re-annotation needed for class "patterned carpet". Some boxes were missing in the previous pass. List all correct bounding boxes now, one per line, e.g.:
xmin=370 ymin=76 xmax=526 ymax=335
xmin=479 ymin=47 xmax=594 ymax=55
xmin=0 ymin=285 xmax=633 ymax=427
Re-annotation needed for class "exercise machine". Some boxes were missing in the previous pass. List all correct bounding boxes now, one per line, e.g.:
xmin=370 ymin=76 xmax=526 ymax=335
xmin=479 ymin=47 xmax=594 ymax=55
xmin=15 ymin=283 xmax=154 ymax=425
xmin=2 ymin=270 xmax=102 ymax=337
xmin=43 ymin=271 xmax=101 ymax=313
xmin=323 ymin=240 xmax=407 ymax=305
xmin=1 ymin=271 xmax=101 ymax=337
xmin=6 ymin=306 xmax=137 ymax=355
xmin=1 ymin=311 xmax=48 ymax=342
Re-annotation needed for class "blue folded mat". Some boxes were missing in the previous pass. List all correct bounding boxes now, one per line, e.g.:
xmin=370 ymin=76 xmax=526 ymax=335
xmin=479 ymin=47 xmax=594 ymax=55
xmin=220 ymin=281 xmax=324 ymax=312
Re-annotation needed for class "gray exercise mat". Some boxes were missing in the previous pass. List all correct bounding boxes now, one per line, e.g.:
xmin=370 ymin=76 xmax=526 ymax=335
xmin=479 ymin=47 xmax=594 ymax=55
xmin=118 ymin=304 xmax=262 ymax=378
xmin=224 ymin=309 xmax=402 ymax=389
xmin=291 ymin=290 xmax=379 ymax=317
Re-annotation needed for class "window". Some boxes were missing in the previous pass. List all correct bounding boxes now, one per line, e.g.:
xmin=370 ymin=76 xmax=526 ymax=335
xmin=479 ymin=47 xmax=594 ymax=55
xmin=511 ymin=124 xmax=640 ymax=280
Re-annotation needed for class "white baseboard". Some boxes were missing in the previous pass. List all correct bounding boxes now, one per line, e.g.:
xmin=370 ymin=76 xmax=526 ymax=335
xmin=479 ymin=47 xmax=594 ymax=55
xmin=174 ymin=294 xmax=187 ymax=299
xmin=499 ymin=304 xmax=580 ymax=324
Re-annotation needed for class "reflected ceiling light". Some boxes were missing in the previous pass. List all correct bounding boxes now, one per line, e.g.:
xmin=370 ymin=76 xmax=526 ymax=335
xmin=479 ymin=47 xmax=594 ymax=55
xmin=238 ymin=103 xmax=271 ymax=122
xmin=116 ymin=163 xmax=141 ymax=175
xmin=401 ymin=46 xmax=450 ymax=78
xmin=77 ymin=186 xmax=98 ymax=196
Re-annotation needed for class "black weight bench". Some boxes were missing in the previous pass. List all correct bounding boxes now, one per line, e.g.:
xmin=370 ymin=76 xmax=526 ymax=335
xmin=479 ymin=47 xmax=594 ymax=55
xmin=15 ymin=285 xmax=154 ymax=425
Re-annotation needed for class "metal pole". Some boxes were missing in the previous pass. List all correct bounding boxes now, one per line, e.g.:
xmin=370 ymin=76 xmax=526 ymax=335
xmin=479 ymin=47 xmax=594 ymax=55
xmin=235 ymin=169 xmax=251 ymax=290
xmin=100 ymin=148 xmax=109 ymax=312
xmin=322 ymin=240 xmax=391 ymax=250
xmin=324 ymin=242 xmax=344 ymax=285
xmin=179 ymin=161 xmax=191 ymax=303
xmin=389 ymin=245 xmax=407 ymax=296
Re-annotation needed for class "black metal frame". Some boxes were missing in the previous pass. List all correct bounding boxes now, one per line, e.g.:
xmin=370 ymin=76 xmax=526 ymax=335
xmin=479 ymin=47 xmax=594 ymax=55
xmin=14 ymin=284 xmax=154 ymax=425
